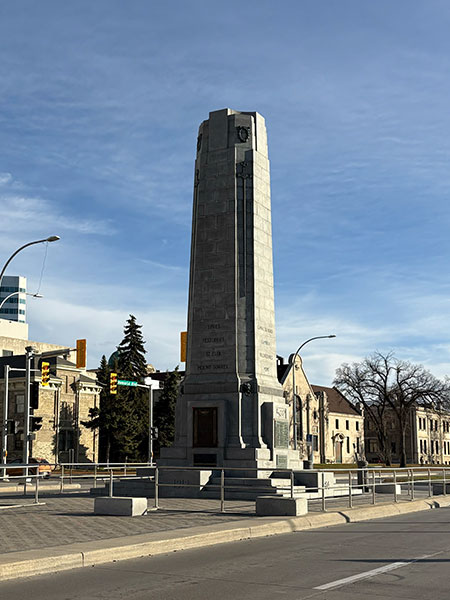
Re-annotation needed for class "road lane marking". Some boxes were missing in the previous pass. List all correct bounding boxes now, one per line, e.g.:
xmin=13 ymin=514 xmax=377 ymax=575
xmin=314 ymin=561 xmax=409 ymax=590
xmin=315 ymin=550 xmax=444 ymax=591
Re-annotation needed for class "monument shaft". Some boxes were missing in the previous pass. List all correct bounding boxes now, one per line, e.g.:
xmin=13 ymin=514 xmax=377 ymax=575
xmin=160 ymin=109 xmax=300 ymax=472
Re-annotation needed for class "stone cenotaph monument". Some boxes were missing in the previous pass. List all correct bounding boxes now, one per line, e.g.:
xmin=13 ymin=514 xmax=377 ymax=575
xmin=159 ymin=109 xmax=301 ymax=475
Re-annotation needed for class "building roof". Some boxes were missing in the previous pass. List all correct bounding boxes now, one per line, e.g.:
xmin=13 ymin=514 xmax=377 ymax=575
xmin=312 ymin=385 xmax=361 ymax=416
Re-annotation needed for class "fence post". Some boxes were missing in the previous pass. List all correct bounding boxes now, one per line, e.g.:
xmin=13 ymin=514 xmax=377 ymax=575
xmin=348 ymin=471 xmax=353 ymax=508
xmin=411 ymin=468 xmax=415 ymax=500
xmin=321 ymin=472 xmax=326 ymax=512
xmin=428 ymin=468 xmax=432 ymax=497
xmin=60 ymin=465 xmax=65 ymax=494
xmin=109 ymin=469 xmax=113 ymax=497
xmin=372 ymin=470 xmax=376 ymax=504
xmin=393 ymin=470 xmax=398 ymax=503
xmin=124 ymin=457 xmax=127 ymax=477
xmin=290 ymin=470 xmax=294 ymax=499
xmin=154 ymin=466 xmax=159 ymax=510
xmin=443 ymin=469 xmax=447 ymax=496
xmin=94 ymin=464 xmax=97 ymax=489
xmin=34 ymin=474 xmax=39 ymax=504
xmin=220 ymin=469 xmax=225 ymax=513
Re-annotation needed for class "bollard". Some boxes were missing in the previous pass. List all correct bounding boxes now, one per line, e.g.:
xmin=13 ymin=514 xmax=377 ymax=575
xmin=348 ymin=471 xmax=352 ymax=509
xmin=372 ymin=470 xmax=376 ymax=504
xmin=154 ymin=466 xmax=159 ymax=509
xmin=94 ymin=464 xmax=97 ymax=489
xmin=444 ymin=469 xmax=447 ymax=496
xmin=60 ymin=465 xmax=65 ymax=494
xmin=428 ymin=468 xmax=432 ymax=498
xmin=109 ymin=469 xmax=113 ymax=497
xmin=411 ymin=468 xmax=415 ymax=500
xmin=34 ymin=474 xmax=39 ymax=504
xmin=321 ymin=472 xmax=326 ymax=512
xmin=220 ymin=469 xmax=225 ymax=513
xmin=290 ymin=470 xmax=294 ymax=499
xmin=393 ymin=470 xmax=398 ymax=503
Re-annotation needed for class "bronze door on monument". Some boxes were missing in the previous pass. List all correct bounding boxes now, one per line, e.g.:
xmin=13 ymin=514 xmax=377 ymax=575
xmin=193 ymin=407 xmax=218 ymax=448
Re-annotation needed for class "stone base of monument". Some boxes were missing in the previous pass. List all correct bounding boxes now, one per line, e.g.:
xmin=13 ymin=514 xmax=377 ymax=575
xmin=375 ymin=483 xmax=402 ymax=494
xmin=256 ymin=495 xmax=308 ymax=516
xmin=94 ymin=496 xmax=148 ymax=516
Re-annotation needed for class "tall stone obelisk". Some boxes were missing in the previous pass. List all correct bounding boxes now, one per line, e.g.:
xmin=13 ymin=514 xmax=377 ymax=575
xmin=160 ymin=109 xmax=301 ymax=473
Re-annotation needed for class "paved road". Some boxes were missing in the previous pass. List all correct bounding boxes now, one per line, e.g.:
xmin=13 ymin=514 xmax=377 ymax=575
xmin=2 ymin=506 xmax=450 ymax=599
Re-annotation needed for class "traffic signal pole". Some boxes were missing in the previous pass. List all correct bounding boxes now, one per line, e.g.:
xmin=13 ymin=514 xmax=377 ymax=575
xmin=23 ymin=346 xmax=34 ymax=479
xmin=2 ymin=365 xmax=9 ymax=479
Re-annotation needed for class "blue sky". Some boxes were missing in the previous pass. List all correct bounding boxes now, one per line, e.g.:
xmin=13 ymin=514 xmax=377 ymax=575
xmin=1 ymin=1 xmax=450 ymax=384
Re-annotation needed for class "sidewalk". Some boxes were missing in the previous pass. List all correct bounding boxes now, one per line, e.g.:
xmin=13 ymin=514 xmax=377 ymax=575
xmin=1 ymin=490 xmax=450 ymax=582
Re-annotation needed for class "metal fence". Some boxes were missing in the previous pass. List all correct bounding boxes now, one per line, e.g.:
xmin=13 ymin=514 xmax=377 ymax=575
xmin=1 ymin=463 xmax=449 ymax=514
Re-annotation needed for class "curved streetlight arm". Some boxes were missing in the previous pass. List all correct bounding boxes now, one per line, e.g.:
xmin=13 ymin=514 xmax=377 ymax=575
xmin=290 ymin=335 xmax=336 ymax=365
xmin=0 ymin=236 xmax=60 ymax=288
xmin=0 ymin=291 xmax=42 ymax=312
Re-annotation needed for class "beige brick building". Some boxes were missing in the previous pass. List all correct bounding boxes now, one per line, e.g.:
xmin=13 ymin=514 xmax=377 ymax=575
xmin=365 ymin=404 xmax=450 ymax=465
xmin=0 ymin=354 xmax=100 ymax=464
xmin=278 ymin=356 xmax=364 ymax=464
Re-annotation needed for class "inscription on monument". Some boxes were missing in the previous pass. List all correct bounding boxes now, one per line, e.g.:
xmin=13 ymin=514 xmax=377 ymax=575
xmin=274 ymin=420 xmax=289 ymax=449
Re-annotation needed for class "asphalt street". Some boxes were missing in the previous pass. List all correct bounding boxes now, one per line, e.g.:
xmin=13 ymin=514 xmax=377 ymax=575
xmin=2 ymin=507 xmax=450 ymax=599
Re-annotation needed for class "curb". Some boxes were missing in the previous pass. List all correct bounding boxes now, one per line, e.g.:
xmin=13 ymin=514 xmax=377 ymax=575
xmin=1 ymin=495 xmax=450 ymax=582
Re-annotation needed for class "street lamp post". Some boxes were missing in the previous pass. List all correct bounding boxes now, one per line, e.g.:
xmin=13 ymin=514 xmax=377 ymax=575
xmin=0 ymin=236 xmax=60 ymax=289
xmin=290 ymin=335 xmax=336 ymax=451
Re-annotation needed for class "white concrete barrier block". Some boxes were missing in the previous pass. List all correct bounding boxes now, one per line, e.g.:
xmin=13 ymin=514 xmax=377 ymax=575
xmin=256 ymin=496 xmax=308 ymax=516
xmin=94 ymin=496 xmax=148 ymax=516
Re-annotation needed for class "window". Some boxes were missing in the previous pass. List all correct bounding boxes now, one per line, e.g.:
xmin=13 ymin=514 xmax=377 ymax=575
xmin=368 ymin=439 xmax=378 ymax=453
xmin=436 ymin=441 xmax=439 ymax=453
xmin=356 ymin=438 xmax=360 ymax=453
xmin=431 ymin=440 xmax=434 ymax=453
xmin=335 ymin=419 xmax=339 ymax=429
xmin=356 ymin=421 xmax=359 ymax=431
xmin=345 ymin=420 xmax=349 ymax=430
xmin=346 ymin=437 xmax=350 ymax=453
xmin=420 ymin=439 xmax=423 ymax=453
xmin=424 ymin=439 xmax=427 ymax=453
xmin=15 ymin=394 xmax=24 ymax=413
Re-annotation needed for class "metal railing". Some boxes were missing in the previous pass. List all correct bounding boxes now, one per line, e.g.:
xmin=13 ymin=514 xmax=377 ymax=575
xmin=1 ymin=462 xmax=450 ymax=515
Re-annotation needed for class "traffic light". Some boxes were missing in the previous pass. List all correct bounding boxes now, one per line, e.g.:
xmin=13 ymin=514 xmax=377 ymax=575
xmin=151 ymin=426 xmax=159 ymax=440
xmin=76 ymin=339 xmax=87 ymax=369
xmin=41 ymin=361 xmax=50 ymax=386
xmin=30 ymin=381 xmax=39 ymax=410
xmin=30 ymin=416 xmax=43 ymax=432
xmin=110 ymin=372 xmax=118 ymax=395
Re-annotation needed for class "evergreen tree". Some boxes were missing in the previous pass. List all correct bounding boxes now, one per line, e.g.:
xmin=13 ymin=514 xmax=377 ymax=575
xmin=81 ymin=355 xmax=119 ymax=462
xmin=154 ymin=366 xmax=181 ymax=456
xmin=113 ymin=315 xmax=149 ymax=461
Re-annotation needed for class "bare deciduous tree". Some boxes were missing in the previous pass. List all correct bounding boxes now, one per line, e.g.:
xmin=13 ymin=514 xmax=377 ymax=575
xmin=334 ymin=352 xmax=450 ymax=467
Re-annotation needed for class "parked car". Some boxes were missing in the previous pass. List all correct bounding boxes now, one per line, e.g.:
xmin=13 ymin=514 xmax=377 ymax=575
xmin=6 ymin=457 xmax=53 ymax=478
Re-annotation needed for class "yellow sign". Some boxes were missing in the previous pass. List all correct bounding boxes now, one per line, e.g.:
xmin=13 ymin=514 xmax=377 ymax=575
xmin=180 ymin=331 xmax=187 ymax=362
xmin=76 ymin=339 xmax=87 ymax=369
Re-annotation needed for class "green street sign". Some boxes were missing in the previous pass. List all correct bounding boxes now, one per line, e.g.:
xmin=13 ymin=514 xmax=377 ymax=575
xmin=117 ymin=379 xmax=138 ymax=387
